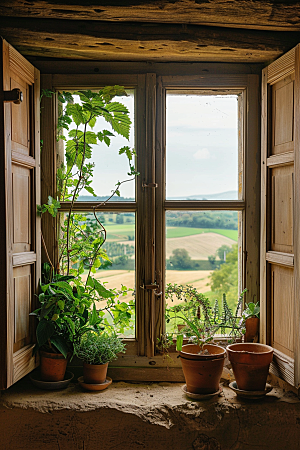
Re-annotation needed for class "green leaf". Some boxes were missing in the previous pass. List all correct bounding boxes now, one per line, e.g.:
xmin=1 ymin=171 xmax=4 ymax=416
xmin=36 ymin=320 xmax=55 ymax=347
xmin=57 ymin=300 xmax=65 ymax=310
xmin=50 ymin=336 xmax=69 ymax=358
xmin=176 ymin=334 xmax=184 ymax=352
xmin=94 ymin=278 xmax=114 ymax=299
xmin=90 ymin=303 xmax=99 ymax=326
xmin=85 ymin=186 xmax=97 ymax=196
xmin=84 ymin=131 xmax=97 ymax=145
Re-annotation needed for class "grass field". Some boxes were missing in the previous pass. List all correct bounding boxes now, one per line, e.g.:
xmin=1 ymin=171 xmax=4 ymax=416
xmin=166 ymin=227 xmax=238 ymax=240
xmin=105 ymin=223 xmax=238 ymax=241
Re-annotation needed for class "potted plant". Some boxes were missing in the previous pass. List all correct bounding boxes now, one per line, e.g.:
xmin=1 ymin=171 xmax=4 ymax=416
xmin=74 ymin=331 xmax=125 ymax=385
xmin=226 ymin=342 xmax=273 ymax=391
xmin=30 ymin=264 xmax=106 ymax=381
xmin=164 ymin=284 xmax=245 ymax=395
xmin=34 ymin=87 xmax=138 ymax=381
xmin=242 ymin=301 xmax=260 ymax=342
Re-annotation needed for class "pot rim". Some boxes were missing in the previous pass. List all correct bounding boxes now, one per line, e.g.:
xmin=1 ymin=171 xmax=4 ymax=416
xmin=180 ymin=343 xmax=226 ymax=357
xmin=227 ymin=342 xmax=273 ymax=355
xmin=39 ymin=350 xmax=69 ymax=360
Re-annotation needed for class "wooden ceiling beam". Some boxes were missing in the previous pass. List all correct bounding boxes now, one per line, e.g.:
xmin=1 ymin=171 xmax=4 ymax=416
xmin=1 ymin=0 xmax=300 ymax=31
xmin=0 ymin=17 xmax=299 ymax=63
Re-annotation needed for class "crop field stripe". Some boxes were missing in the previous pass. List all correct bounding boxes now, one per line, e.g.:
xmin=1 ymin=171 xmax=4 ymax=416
xmin=166 ymin=227 xmax=238 ymax=241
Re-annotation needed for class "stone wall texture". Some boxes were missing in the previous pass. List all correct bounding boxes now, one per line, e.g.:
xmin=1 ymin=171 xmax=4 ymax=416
xmin=1 ymin=379 xmax=300 ymax=450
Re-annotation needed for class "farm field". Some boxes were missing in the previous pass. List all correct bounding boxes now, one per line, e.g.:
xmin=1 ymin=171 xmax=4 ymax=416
xmin=105 ymin=223 xmax=238 ymax=242
xmin=166 ymin=227 xmax=238 ymax=240
xmin=93 ymin=269 xmax=213 ymax=306
xmin=166 ymin=232 xmax=235 ymax=260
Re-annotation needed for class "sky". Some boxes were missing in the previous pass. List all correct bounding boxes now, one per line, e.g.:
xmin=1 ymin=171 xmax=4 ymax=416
xmin=69 ymin=91 xmax=239 ymax=200
xmin=166 ymin=94 xmax=238 ymax=199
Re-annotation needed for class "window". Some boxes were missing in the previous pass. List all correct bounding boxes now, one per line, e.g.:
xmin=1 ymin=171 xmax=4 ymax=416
xmin=41 ymin=73 xmax=259 ymax=378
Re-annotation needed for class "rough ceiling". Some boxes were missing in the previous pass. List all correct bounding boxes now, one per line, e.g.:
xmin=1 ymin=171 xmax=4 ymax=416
xmin=1 ymin=1 xmax=300 ymax=63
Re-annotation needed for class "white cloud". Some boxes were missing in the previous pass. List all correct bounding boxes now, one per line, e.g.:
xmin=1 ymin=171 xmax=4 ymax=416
xmin=193 ymin=148 xmax=210 ymax=160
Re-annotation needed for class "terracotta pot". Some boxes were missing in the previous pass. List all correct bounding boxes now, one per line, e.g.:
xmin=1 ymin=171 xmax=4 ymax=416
xmin=245 ymin=317 xmax=259 ymax=342
xmin=83 ymin=362 xmax=108 ymax=384
xmin=179 ymin=343 xmax=225 ymax=394
xmin=227 ymin=343 xmax=273 ymax=391
xmin=40 ymin=351 xmax=68 ymax=382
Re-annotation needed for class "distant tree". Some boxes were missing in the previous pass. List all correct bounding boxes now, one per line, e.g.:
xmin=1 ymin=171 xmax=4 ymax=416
xmin=216 ymin=245 xmax=231 ymax=261
xmin=169 ymin=248 xmax=193 ymax=269
xmin=208 ymin=255 xmax=216 ymax=268
xmin=116 ymin=215 xmax=124 ymax=224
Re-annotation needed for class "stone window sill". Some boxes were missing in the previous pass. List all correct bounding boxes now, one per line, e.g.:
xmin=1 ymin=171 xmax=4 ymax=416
xmin=1 ymin=375 xmax=300 ymax=449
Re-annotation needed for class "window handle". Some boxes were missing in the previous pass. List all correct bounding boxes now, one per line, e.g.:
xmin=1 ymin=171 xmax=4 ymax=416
xmin=140 ymin=283 xmax=162 ymax=297
xmin=142 ymin=182 xmax=158 ymax=188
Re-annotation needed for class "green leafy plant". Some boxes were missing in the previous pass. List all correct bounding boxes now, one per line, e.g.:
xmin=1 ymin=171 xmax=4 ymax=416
xmin=164 ymin=283 xmax=246 ymax=352
xmin=35 ymin=87 xmax=138 ymax=353
xmin=74 ymin=331 xmax=126 ymax=365
xmin=242 ymin=301 xmax=260 ymax=321
xmin=31 ymin=263 xmax=133 ymax=358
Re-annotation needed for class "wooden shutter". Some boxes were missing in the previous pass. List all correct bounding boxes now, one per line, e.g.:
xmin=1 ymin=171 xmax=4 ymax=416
xmin=0 ymin=39 xmax=40 ymax=389
xmin=261 ymin=45 xmax=300 ymax=387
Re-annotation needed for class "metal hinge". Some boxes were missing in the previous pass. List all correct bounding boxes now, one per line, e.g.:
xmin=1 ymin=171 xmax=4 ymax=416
xmin=3 ymin=88 xmax=23 ymax=104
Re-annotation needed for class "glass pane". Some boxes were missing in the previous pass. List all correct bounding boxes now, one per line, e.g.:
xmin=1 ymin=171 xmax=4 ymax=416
xmin=59 ymin=211 xmax=135 ymax=337
xmin=60 ymin=90 xmax=135 ymax=202
xmin=166 ymin=93 xmax=239 ymax=200
xmin=165 ymin=210 xmax=240 ymax=334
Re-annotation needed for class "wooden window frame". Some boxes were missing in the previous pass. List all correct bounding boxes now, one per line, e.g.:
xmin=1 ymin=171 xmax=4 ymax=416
xmin=40 ymin=71 xmax=260 ymax=382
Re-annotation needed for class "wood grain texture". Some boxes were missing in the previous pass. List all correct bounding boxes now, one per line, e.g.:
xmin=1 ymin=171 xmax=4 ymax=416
xmin=266 ymin=251 xmax=294 ymax=268
xmin=40 ymin=75 xmax=57 ymax=268
xmin=144 ymin=73 xmax=156 ymax=358
xmin=0 ymin=40 xmax=39 ymax=389
xmin=136 ymin=74 xmax=146 ymax=356
xmin=1 ymin=1 xmax=300 ymax=31
xmin=267 ymin=151 xmax=294 ymax=168
xmin=13 ymin=266 xmax=31 ymax=347
xmin=271 ymin=265 xmax=294 ymax=359
xmin=244 ymin=75 xmax=260 ymax=308
xmin=260 ymin=67 xmax=268 ymax=346
xmin=272 ymin=74 xmax=295 ymax=155
xmin=0 ymin=17 xmax=298 ymax=63
xmin=261 ymin=47 xmax=297 ymax=387
xmin=270 ymin=348 xmax=295 ymax=387
xmin=154 ymin=76 xmax=165 ymax=344
xmin=271 ymin=165 xmax=294 ymax=253
xmin=294 ymin=44 xmax=300 ymax=387
xmin=30 ymin=60 xmax=264 ymax=76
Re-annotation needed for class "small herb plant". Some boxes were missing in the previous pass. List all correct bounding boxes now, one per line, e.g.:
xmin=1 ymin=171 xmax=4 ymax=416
xmin=242 ymin=301 xmax=260 ymax=321
xmin=164 ymin=283 xmax=246 ymax=352
xmin=74 ymin=331 xmax=126 ymax=365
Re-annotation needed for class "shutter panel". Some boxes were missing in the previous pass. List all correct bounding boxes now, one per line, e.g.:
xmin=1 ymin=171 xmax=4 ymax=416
xmin=0 ymin=39 xmax=40 ymax=389
xmin=261 ymin=45 xmax=300 ymax=387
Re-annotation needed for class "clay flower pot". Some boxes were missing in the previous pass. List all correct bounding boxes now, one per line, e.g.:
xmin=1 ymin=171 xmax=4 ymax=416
xmin=83 ymin=362 xmax=109 ymax=384
xmin=179 ymin=343 xmax=225 ymax=394
xmin=40 ymin=351 xmax=68 ymax=382
xmin=245 ymin=317 xmax=259 ymax=342
xmin=227 ymin=343 xmax=273 ymax=391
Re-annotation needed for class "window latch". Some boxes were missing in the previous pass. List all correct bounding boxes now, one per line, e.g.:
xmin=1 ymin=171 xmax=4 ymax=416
xmin=3 ymin=88 xmax=23 ymax=104
xmin=140 ymin=283 xmax=162 ymax=297
xmin=142 ymin=182 xmax=158 ymax=188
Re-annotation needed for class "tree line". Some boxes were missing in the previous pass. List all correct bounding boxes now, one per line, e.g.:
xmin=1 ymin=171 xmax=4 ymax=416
xmin=166 ymin=211 xmax=238 ymax=229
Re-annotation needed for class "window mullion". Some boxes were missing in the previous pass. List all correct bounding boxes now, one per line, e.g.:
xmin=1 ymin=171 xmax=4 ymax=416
xmin=136 ymin=73 xmax=157 ymax=357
